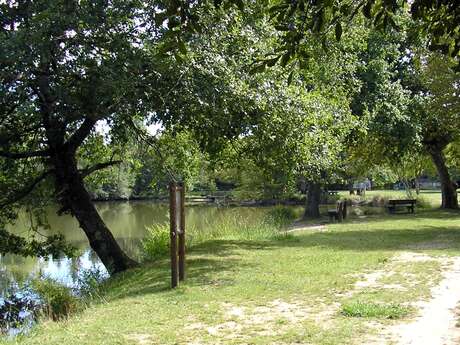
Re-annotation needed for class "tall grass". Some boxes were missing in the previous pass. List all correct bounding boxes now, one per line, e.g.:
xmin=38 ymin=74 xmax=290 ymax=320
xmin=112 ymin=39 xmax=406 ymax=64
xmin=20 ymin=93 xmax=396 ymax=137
xmin=142 ymin=206 xmax=297 ymax=260
xmin=32 ymin=278 xmax=79 ymax=321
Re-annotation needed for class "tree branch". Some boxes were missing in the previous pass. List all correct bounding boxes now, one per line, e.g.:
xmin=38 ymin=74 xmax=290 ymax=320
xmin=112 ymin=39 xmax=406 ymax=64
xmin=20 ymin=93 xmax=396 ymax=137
xmin=0 ymin=149 xmax=50 ymax=159
xmin=0 ymin=170 xmax=54 ymax=208
xmin=65 ymin=117 xmax=97 ymax=152
xmin=80 ymin=160 xmax=123 ymax=178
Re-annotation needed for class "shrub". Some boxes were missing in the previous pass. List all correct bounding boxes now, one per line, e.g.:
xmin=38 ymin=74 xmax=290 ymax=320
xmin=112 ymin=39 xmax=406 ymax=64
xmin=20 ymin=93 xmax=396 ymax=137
xmin=0 ymin=286 xmax=40 ymax=334
xmin=76 ymin=267 xmax=108 ymax=300
xmin=416 ymin=196 xmax=432 ymax=209
xmin=341 ymin=301 xmax=410 ymax=319
xmin=142 ymin=223 xmax=170 ymax=260
xmin=32 ymin=278 xmax=79 ymax=321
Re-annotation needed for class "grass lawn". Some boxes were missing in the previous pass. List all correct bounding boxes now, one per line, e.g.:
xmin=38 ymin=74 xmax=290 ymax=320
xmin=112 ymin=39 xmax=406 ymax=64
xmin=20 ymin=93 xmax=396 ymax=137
xmin=4 ymin=208 xmax=460 ymax=345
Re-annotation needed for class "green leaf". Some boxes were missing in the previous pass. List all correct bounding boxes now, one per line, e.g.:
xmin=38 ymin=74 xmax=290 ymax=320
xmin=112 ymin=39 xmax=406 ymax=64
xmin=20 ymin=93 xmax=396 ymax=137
xmin=178 ymin=40 xmax=187 ymax=55
xmin=249 ymin=63 xmax=266 ymax=75
xmin=266 ymin=56 xmax=280 ymax=67
xmin=234 ymin=0 xmax=244 ymax=12
xmin=287 ymin=70 xmax=294 ymax=85
xmin=280 ymin=52 xmax=291 ymax=67
xmin=362 ymin=1 xmax=372 ymax=19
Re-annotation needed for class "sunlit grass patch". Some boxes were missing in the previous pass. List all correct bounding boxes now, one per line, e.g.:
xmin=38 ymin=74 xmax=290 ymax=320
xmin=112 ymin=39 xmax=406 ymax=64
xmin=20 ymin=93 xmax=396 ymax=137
xmin=341 ymin=301 xmax=411 ymax=319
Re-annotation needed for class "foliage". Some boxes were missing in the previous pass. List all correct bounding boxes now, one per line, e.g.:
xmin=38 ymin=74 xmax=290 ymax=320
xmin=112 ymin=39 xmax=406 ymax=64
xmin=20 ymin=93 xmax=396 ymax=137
xmin=133 ymin=131 xmax=208 ymax=196
xmin=243 ymin=0 xmax=459 ymax=71
xmin=0 ymin=230 xmax=75 ymax=258
xmin=0 ymin=286 xmax=39 ymax=334
xmin=75 ymin=267 xmax=108 ymax=300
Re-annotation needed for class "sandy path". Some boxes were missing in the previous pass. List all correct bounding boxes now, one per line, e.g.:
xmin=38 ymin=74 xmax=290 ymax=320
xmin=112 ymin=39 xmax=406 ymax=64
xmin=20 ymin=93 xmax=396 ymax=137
xmin=285 ymin=223 xmax=327 ymax=233
xmin=385 ymin=256 xmax=460 ymax=345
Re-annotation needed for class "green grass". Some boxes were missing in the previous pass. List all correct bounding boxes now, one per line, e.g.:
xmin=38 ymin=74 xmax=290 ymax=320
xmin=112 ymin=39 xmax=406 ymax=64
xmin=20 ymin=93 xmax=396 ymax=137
xmin=3 ymin=208 xmax=460 ymax=345
xmin=341 ymin=301 xmax=411 ymax=319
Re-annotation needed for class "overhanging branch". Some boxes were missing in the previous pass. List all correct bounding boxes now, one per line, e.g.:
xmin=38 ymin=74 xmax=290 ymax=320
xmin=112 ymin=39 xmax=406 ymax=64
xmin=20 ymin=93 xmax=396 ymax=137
xmin=65 ymin=117 xmax=97 ymax=152
xmin=80 ymin=160 xmax=123 ymax=178
xmin=0 ymin=169 xmax=54 ymax=208
xmin=0 ymin=149 xmax=50 ymax=159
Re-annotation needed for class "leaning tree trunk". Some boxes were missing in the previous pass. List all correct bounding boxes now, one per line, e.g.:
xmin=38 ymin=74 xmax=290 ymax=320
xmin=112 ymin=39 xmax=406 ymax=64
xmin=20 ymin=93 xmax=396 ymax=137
xmin=304 ymin=182 xmax=321 ymax=219
xmin=427 ymin=146 xmax=458 ymax=209
xmin=52 ymin=149 xmax=138 ymax=274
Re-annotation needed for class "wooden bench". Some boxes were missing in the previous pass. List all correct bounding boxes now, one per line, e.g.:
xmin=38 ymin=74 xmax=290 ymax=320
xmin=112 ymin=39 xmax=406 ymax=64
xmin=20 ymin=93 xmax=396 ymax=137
xmin=328 ymin=200 xmax=347 ymax=222
xmin=387 ymin=199 xmax=416 ymax=214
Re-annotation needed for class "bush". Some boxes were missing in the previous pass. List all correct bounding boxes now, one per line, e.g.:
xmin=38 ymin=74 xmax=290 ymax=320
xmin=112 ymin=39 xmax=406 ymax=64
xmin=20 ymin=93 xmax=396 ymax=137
xmin=32 ymin=278 xmax=79 ymax=321
xmin=0 ymin=285 xmax=40 ymax=334
xmin=416 ymin=196 xmax=432 ymax=209
xmin=76 ymin=267 xmax=108 ymax=300
xmin=142 ymin=223 xmax=170 ymax=260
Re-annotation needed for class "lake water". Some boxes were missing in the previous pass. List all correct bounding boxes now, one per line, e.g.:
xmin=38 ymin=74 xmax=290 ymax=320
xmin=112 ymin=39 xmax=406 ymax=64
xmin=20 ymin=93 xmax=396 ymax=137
xmin=0 ymin=202 xmax=273 ymax=295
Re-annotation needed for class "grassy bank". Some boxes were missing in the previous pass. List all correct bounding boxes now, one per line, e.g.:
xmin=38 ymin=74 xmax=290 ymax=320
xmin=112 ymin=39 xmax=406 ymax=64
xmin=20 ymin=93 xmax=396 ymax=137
xmin=4 ymin=208 xmax=460 ymax=345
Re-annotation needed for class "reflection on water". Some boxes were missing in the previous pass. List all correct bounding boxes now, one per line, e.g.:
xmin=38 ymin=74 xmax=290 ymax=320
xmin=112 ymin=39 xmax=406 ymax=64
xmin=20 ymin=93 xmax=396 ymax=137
xmin=1 ymin=202 xmax=272 ymax=295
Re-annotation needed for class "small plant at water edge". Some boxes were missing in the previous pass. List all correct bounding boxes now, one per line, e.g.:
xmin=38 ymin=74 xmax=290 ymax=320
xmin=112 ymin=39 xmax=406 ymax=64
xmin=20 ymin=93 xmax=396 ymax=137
xmin=76 ymin=267 xmax=108 ymax=300
xmin=142 ymin=223 xmax=170 ymax=260
xmin=32 ymin=278 xmax=79 ymax=321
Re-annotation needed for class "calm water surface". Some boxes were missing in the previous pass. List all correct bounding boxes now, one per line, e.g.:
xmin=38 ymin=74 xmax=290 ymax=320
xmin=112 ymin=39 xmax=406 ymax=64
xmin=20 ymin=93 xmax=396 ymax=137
xmin=0 ymin=201 xmax=271 ymax=295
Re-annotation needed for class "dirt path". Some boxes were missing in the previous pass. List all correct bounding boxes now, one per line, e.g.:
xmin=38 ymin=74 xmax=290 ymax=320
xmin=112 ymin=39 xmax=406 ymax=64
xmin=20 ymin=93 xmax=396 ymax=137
xmin=383 ymin=256 xmax=460 ymax=345
xmin=285 ymin=222 xmax=327 ymax=233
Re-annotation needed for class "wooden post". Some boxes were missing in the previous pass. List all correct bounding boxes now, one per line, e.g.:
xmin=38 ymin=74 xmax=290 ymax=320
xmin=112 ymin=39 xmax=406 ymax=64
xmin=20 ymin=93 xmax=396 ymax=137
xmin=178 ymin=182 xmax=186 ymax=281
xmin=169 ymin=183 xmax=178 ymax=288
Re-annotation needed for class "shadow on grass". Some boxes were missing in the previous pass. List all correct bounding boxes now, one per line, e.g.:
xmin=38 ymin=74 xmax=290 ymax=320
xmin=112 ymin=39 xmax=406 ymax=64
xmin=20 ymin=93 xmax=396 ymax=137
xmin=105 ymin=247 xmax=255 ymax=300
xmin=105 ymin=209 xmax=460 ymax=301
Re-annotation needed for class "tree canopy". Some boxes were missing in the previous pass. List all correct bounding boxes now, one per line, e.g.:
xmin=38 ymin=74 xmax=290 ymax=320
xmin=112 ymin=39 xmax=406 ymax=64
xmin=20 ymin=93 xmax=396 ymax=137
xmin=1 ymin=0 xmax=459 ymax=274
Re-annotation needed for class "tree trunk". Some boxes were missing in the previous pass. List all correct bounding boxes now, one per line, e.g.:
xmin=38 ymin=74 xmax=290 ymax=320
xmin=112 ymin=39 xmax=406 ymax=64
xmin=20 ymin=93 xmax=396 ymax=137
xmin=52 ymin=149 xmax=138 ymax=274
xmin=415 ymin=177 xmax=420 ymax=195
xmin=428 ymin=146 xmax=458 ymax=209
xmin=304 ymin=182 xmax=321 ymax=219
xmin=348 ymin=180 xmax=354 ymax=195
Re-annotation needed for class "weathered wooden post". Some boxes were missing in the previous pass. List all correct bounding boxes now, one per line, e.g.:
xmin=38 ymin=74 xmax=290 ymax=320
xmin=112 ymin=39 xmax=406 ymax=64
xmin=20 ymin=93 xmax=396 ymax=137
xmin=178 ymin=182 xmax=186 ymax=281
xmin=169 ymin=182 xmax=178 ymax=288
xmin=169 ymin=182 xmax=186 ymax=288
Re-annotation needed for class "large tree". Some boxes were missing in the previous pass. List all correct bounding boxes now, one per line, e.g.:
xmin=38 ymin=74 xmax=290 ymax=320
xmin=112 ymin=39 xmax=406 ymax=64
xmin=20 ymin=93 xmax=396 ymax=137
xmin=416 ymin=54 xmax=460 ymax=208
xmin=0 ymin=0 xmax=176 ymax=273
xmin=0 ymin=0 xmax=289 ymax=273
